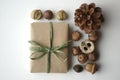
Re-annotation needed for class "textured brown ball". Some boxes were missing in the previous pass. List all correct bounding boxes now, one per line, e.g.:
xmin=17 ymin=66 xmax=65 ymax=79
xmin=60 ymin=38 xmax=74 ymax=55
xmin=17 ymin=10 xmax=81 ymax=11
xmin=78 ymin=53 xmax=88 ymax=64
xmin=73 ymin=64 xmax=83 ymax=72
xmin=72 ymin=31 xmax=81 ymax=41
xmin=74 ymin=3 xmax=104 ymax=33
xmin=88 ymin=53 xmax=97 ymax=61
xmin=44 ymin=10 xmax=53 ymax=19
xmin=88 ymin=31 xmax=98 ymax=41
xmin=72 ymin=46 xmax=81 ymax=56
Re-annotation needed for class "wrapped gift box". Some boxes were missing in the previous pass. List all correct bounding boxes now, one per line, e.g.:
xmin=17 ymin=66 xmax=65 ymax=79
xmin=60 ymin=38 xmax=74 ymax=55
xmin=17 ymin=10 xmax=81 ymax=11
xmin=30 ymin=22 xmax=69 ymax=73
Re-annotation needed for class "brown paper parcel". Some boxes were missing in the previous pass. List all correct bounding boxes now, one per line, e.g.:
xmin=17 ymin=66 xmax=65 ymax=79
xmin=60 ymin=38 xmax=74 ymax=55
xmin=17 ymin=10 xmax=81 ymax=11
xmin=30 ymin=22 xmax=69 ymax=73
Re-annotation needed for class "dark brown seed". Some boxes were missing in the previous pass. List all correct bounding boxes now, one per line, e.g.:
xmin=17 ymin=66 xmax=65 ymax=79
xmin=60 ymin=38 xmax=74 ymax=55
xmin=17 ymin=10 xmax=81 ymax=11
xmin=73 ymin=64 xmax=83 ymax=72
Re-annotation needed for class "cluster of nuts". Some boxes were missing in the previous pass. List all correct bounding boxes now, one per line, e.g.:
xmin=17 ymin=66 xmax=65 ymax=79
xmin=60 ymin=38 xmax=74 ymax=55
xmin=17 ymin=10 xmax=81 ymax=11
xmin=74 ymin=3 xmax=104 ymax=33
xmin=72 ymin=40 xmax=98 ymax=74
xmin=72 ymin=3 xmax=104 ymax=74
xmin=31 ymin=9 xmax=68 ymax=20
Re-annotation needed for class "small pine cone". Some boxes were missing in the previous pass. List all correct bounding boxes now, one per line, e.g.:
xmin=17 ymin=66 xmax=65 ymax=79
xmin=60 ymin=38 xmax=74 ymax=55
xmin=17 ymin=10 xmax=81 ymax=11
xmin=74 ymin=3 xmax=104 ymax=34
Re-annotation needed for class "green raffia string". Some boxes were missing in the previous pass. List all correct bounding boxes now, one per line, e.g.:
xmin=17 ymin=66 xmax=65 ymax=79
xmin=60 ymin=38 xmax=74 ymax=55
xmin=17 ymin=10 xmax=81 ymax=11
xmin=29 ymin=22 xmax=71 ymax=73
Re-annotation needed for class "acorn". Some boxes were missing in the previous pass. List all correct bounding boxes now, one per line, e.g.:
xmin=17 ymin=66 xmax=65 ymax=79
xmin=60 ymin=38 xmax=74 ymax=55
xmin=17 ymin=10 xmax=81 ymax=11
xmin=78 ymin=53 xmax=88 ymax=64
xmin=85 ymin=63 xmax=97 ymax=74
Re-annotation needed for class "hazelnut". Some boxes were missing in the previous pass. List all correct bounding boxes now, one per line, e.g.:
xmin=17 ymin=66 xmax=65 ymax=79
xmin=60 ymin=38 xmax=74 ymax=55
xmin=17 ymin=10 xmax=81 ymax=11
xmin=31 ymin=9 xmax=42 ymax=20
xmin=73 ymin=64 xmax=83 ymax=72
xmin=56 ymin=10 xmax=67 ymax=20
xmin=80 ymin=40 xmax=95 ymax=54
xmin=78 ymin=53 xmax=88 ymax=64
xmin=44 ymin=10 xmax=53 ymax=20
xmin=72 ymin=31 xmax=81 ymax=41
xmin=88 ymin=52 xmax=97 ymax=61
xmin=72 ymin=46 xmax=81 ymax=56
xmin=85 ymin=63 xmax=97 ymax=74
xmin=88 ymin=31 xmax=98 ymax=41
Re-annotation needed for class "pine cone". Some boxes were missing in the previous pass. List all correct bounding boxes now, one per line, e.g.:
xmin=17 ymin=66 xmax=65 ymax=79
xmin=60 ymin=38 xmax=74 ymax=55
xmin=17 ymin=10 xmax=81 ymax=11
xmin=74 ymin=3 xmax=104 ymax=33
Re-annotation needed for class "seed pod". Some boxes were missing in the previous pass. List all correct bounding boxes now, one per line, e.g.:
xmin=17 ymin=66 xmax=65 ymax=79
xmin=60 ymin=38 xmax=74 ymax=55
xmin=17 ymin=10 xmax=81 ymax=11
xmin=72 ymin=46 xmax=81 ymax=56
xmin=78 ymin=53 xmax=88 ymax=64
xmin=80 ymin=40 xmax=95 ymax=54
xmin=73 ymin=64 xmax=83 ymax=72
xmin=74 ymin=3 xmax=104 ymax=33
xmin=72 ymin=31 xmax=81 ymax=41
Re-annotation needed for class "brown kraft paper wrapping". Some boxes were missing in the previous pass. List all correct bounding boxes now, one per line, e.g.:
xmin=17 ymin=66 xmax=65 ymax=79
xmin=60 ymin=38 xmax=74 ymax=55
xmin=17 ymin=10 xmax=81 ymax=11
xmin=30 ymin=22 xmax=69 ymax=73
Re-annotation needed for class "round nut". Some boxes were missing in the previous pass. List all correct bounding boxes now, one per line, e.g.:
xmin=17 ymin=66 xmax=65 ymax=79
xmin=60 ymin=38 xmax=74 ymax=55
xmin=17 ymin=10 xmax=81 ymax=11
xmin=88 ymin=52 xmax=97 ymax=61
xmin=31 ymin=9 xmax=42 ymax=20
xmin=72 ymin=31 xmax=81 ymax=41
xmin=44 ymin=10 xmax=53 ymax=19
xmin=80 ymin=40 xmax=95 ymax=54
xmin=85 ymin=63 xmax=97 ymax=74
xmin=56 ymin=10 xmax=67 ymax=20
xmin=72 ymin=46 xmax=80 ymax=56
xmin=73 ymin=64 xmax=83 ymax=72
xmin=88 ymin=31 xmax=98 ymax=41
xmin=78 ymin=53 xmax=88 ymax=64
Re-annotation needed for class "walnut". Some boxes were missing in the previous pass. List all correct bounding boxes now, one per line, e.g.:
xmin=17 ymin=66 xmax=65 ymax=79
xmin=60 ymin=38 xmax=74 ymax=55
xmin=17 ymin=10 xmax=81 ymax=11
xmin=56 ymin=10 xmax=67 ymax=20
xmin=31 ymin=9 xmax=42 ymax=20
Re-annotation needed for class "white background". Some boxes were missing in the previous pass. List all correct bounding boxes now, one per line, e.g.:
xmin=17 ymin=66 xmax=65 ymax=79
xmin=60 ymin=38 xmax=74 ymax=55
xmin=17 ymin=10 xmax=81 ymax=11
xmin=0 ymin=0 xmax=120 ymax=80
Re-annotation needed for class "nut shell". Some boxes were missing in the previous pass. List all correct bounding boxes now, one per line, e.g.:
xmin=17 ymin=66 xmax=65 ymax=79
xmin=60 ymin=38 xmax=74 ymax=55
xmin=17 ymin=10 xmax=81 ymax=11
xmin=78 ymin=53 xmax=88 ymax=64
xmin=80 ymin=40 xmax=95 ymax=54
xmin=31 ymin=9 xmax=42 ymax=20
xmin=44 ymin=10 xmax=53 ymax=19
xmin=72 ymin=46 xmax=81 ymax=56
xmin=56 ymin=10 xmax=67 ymax=20
xmin=72 ymin=31 xmax=81 ymax=41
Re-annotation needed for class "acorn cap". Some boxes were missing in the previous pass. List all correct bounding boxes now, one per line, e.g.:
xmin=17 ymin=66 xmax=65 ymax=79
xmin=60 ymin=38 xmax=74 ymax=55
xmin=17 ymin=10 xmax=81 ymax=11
xmin=85 ymin=63 xmax=97 ymax=74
